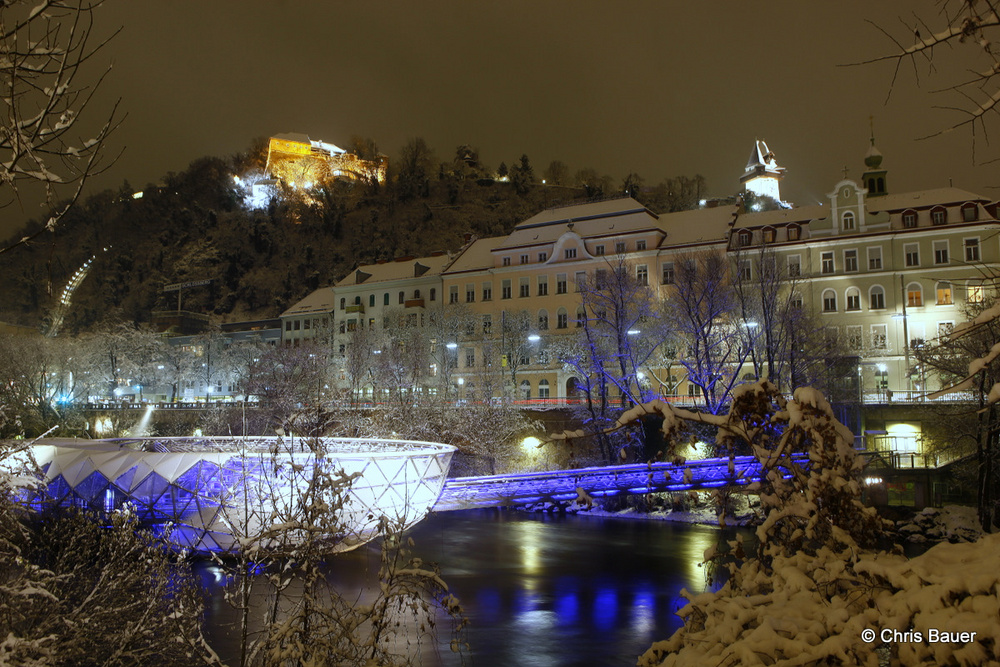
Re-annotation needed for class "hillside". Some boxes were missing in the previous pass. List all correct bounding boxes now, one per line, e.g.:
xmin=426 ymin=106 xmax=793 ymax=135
xmin=0 ymin=142 xmax=706 ymax=333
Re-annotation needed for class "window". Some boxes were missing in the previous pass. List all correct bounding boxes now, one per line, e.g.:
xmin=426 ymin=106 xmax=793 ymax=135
xmin=576 ymin=307 xmax=586 ymax=327
xmin=907 ymin=282 xmax=923 ymax=307
xmin=791 ymin=292 xmax=803 ymax=309
xmin=936 ymin=282 xmax=953 ymax=305
xmin=284 ymin=320 xmax=291 ymax=331
xmin=847 ymin=325 xmax=863 ymax=350
xmin=787 ymin=224 xmax=800 ymax=241
xmin=902 ymin=210 xmax=918 ymax=228
xmin=369 ymin=294 xmax=375 ymax=307
xmin=519 ymin=278 xmax=530 ymax=298
xmin=931 ymin=207 xmax=946 ymax=225
xmin=821 ymin=251 xmax=834 ymax=274
xmin=933 ymin=240 xmax=949 ymax=265
xmin=662 ymin=262 xmax=675 ymax=284
xmin=965 ymin=237 xmax=981 ymax=262
xmin=466 ymin=284 xmax=475 ymax=302
xmin=502 ymin=279 xmax=512 ymax=300
xmin=871 ymin=324 xmax=887 ymax=349
xmin=739 ymin=260 xmax=752 ymax=281
xmin=465 ymin=348 xmax=475 ymax=368
xmin=398 ymin=291 xmax=405 ymax=304
xmin=962 ymin=203 xmax=978 ymax=222
xmin=556 ymin=273 xmax=567 ymax=294
xmin=762 ymin=227 xmax=776 ymax=243
xmin=938 ymin=321 xmax=954 ymax=339
xmin=538 ymin=252 xmax=547 ymax=262
xmin=868 ymin=247 xmax=883 ymax=270
xmin=303 ymin=319 xmax=310 ymax=330
xmin=482 ymin=282 xmax=493 ymax=301
xmin=594 ymin=244 xmax=605 ymax=256
xmin=787 ymin=255 xmax=800 ymax=277
xmin=636 ymin=265 xmax=648 ymax=285
xmin=575 ymin=271 xmax=587 ymax=291
xmin=844 ymin=249 xmax=858 ymax=272
xmin=538 ymin=379 xmax=550 ymax=399
xmin=503 ymin=256 xmax=511 ymax=266
xmin=842 ymin=211 xmax=856 ymax=231
xmin=904 ymin=243 xmax=919 ymax=267
xmin=636 ymin=240 xmax=647 ymax=251
xmin=520 ymin=254 xmax=529 ymax=264
xmin=822 ymin=289 xmax=837 ymax=312
xmin=564 ymin=248 xmax=577 ymax=259
xmin=737 ymin=230 xmax=752 ymax=247
xmin=340 ymin=298 xmax=346 ymax=310
xmin=557 ymin=308 xmax=568 ymax=329
xmin=909 ymin=323 xmax=926 ymax=349
xmin=449 ymin=286 xmax=459 ymax=304
xmin=615 ymin=241 xmax=626 ymax=254
xmin=538 ymin=310 xmax=549 ymax=330
xmin=537 ymin=276 xmax=548 ymax=296
xmin=969 ymin=282 xmax=985 ymax=303
xmin=430 ymin=288 xmax=437 ymax=301
xmin=846 ymin=287 xmax=861 ymax=311
xmin=869 ymin=285 xmax=885 ymax=310
xmin=483 ymin=315 xmax=492 ymax=334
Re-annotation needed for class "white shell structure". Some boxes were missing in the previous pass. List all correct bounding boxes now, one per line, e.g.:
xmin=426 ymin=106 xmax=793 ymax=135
xmin=21 ymin=437 xmax=455 ymax=555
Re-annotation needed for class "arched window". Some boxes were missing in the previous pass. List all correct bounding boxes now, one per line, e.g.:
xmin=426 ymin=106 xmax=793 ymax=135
xmin=869 ymin=285 xmax=885 ymax=310
xmin=907 ymin=282 xmax=923 ymax=307
xmin=413 ymin=289 xmax=421 ymax=298
xmin=538 ymin=309 xmax=549 ymax=330
xmin=383 ymin=293 xmax=390 ymax=306
xmin=538 ymin=379 xmax=550 ymax=399
xmin=369 ymin=294 xmax=375 ymax=307
xmin=845 ymin=287 xmax=861 ymax=311
xmin=576 ymin=306 xmax=586 ymax=328
xmin=822 ymin=289 xmax=837 ymax=312
xmin=556 ymin=307 xmax=568 ymax=329
xmin=842 ymin=211 xmax=856 ymax=231
xmin=876 ymin=177 xmax=885 ymax=193
xmin=936 ymin=282 xmax=953 ymax=305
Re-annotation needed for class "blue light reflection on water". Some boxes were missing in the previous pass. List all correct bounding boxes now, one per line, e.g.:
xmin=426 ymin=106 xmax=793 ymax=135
xmin=198 ymin=509 xmax=750 ymax=667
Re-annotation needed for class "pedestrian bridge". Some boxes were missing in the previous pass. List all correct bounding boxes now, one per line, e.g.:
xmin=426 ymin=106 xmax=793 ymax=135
xmin=432 ymin=454 xmax=809 ymax=512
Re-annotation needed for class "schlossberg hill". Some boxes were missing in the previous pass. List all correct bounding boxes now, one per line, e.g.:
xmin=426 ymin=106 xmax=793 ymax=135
xmin=0 ymin=140 xmax=707 ymax=333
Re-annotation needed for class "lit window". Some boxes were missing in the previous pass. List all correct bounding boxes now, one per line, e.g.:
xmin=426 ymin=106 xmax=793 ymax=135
xmin=762 ymin=227 xmax=776 ymax=243
xmin=937 ymin=282 xmax=953 ymax=305
xmin=969 ymin=283 xmax=985 ymax=303
xmin=907 ymin=283 xmax=923 ymax=307
xmin=787 ymin=224 xmax=800 ymax=241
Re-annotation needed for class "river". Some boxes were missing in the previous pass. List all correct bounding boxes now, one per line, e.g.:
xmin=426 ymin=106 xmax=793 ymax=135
xmin=199 ymin=509 xmax=750 ymax=666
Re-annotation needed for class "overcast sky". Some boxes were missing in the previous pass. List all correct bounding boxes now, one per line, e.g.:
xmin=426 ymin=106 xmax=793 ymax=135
xmin=3 ymin=1 xmax=995 ymax=238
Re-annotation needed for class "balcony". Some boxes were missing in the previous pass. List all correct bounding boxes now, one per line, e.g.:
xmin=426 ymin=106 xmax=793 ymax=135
xmin=345 ymin=304 xmax=365 ymax=314
xmin=404 ymin=298 xmax=425 ymax=308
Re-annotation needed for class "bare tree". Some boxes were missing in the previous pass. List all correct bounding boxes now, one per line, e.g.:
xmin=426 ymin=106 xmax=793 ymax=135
xmin=857 ymin=2 xmax=1000 ymax=160
xmin=0 ymin=0 xmax=121 ymax=256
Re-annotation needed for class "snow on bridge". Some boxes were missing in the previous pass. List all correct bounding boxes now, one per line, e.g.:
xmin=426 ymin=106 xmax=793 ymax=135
xmin=432 ymin=454 xmax=809 ymax=512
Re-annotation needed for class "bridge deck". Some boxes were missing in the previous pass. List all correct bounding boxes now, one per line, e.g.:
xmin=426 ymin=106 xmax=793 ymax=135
xmin=432 ymin=454 xmax=808 ymax=511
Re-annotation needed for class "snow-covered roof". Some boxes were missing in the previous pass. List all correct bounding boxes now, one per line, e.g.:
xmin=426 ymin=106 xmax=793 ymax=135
xmin=867 ymin=187 xmax=987 ymax=213
xmin=495 ymin=198 xmax=660 ymax=250
xmin=729 ymin=204 xmax=827 ymax=231
xmin=280 ymin=286 xmax=337 ymax=318
xmin=444 ymin=237 xmax=507 ymax=275
xmin=334 ymin=253 xmax=453 ymax=288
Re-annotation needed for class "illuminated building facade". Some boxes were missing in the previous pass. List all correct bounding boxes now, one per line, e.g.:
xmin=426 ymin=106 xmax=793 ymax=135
xmin=266 ymin=132 xmax=387 ymax=188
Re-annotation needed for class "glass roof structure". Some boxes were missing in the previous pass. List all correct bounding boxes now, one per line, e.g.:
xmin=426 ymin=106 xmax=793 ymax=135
xmin=21 ymin=437 xmax=455 ymax=555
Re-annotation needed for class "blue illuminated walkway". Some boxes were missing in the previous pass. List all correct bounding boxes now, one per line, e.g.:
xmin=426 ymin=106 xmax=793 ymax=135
xmin=432 ymin=454 xmax=807 ymax=511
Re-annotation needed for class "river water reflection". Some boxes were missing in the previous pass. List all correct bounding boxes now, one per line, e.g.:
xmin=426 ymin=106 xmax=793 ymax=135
xmin=200 ymin=509 xmax=751 ymax=666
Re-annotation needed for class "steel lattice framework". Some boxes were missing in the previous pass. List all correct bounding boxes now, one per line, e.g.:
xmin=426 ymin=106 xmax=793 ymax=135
xmin=21 ymin=437 xmax=455 ymax=554
xmin=433 ymin=454 xmax=809 ymax=511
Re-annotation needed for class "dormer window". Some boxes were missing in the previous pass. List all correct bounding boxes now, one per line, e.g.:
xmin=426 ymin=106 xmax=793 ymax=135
xmin=931 ymin=206 xmax=947 ymax=226
xmin=962 ymin=202 xmax=979 ymax=222
xmin=842 ymin=211 xmax=855 ymax=231
xmin=564 ymin=248 xmax=577 ymax=259
xmin=902 ymin=210 xmax=918 ymax=228
xmin=787 ymin=224 xmax=800 ymax=241
xmin=762 ymin=227 xmax=776 ymax=243
xmin=737 ymin=230 xmax=752 ymax=247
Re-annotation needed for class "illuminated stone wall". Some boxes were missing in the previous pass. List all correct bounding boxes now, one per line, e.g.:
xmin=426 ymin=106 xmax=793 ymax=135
xmin=266 ymin=135 xmax=387 ymax=187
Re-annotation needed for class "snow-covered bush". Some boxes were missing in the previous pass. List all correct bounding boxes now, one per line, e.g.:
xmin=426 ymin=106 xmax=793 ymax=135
xmin=616 ymin=382 xmax=999 ymax=666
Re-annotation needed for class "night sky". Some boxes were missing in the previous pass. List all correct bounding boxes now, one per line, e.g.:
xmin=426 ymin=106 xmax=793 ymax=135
xmin=4 ymin=1 xmax=996 ymax=238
